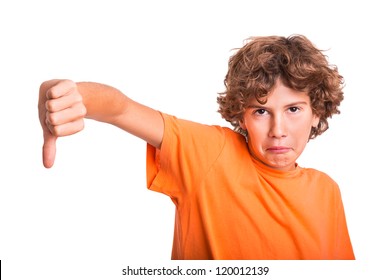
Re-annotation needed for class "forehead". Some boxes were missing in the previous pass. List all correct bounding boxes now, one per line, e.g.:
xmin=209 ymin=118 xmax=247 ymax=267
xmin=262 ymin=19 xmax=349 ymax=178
xmin=249 ymin=82 xmax=311 ymax=107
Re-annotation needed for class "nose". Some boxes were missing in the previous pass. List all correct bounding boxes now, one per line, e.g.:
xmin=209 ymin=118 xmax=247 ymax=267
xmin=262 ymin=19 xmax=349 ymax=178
xmin=268 ymin=115 xmax=287 ymax=138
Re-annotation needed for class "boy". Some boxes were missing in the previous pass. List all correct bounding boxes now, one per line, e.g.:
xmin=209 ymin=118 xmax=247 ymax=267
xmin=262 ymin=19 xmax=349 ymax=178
xmin=38 ymin=35 xmax=355 ymax=260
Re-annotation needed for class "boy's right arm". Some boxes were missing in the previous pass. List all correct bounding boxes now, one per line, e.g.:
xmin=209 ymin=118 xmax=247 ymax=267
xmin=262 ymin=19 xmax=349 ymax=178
xmin=38 ymin=79 xmax=164 ymax=168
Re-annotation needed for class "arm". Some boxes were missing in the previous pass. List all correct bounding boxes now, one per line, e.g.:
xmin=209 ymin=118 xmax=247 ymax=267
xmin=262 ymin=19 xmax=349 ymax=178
xmin=38 ymin=79 xmax=164 ymax=168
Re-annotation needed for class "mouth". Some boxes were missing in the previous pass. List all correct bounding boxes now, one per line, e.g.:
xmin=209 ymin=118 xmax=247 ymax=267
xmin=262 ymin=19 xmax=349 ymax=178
xmin=266 ymin=146 xmax=292 ymax=154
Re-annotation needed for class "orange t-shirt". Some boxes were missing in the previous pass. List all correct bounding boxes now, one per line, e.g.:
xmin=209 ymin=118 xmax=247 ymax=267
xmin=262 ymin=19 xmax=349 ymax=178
xmin=146 ymin=113 xmax=354 ymax=260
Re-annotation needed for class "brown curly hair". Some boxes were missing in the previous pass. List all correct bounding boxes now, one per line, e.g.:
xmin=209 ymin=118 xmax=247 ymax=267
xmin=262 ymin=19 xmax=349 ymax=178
xmin=217 ymin=34 xmax=344 ymax=139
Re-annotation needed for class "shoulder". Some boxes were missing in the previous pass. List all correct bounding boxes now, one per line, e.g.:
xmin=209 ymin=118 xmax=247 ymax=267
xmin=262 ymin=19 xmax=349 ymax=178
xmin=160 ymin=112 xmax=247 ymax=160
xmin=301 ymin=167 xmax=335 ymax=180
xmin=161 ymin=112 xmax=242 ymax=142
xmin=162 ymin=113 xmax=224 ymax=133
xmin=299 ymin=168 xmax=344 ymax=206
xmin=300 ymin=167 xmax=340 ymax=190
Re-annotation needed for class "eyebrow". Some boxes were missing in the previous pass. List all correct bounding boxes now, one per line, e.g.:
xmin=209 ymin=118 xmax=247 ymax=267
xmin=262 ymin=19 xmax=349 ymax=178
xmin=247 ymin=101 xmax=309 ymax=109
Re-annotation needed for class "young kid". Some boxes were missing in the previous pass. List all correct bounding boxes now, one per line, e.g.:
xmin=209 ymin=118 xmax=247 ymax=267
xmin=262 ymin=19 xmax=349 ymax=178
xmin=38 ymin=34 xmax=355 ymax=260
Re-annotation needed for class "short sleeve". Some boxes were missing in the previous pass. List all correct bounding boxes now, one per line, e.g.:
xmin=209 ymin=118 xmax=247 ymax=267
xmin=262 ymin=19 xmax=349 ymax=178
xmin=334 ymin=191 xmax=355 ymax=259
xmin=146 ymin=113 xmax=226 ymax=201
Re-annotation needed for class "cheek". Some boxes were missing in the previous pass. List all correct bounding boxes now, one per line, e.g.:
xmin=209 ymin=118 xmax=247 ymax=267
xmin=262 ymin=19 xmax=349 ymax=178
xmin=247 ymin=125 xmax=269 ymax=149
xmin=293 ymin=123 xmax=313 ymax=148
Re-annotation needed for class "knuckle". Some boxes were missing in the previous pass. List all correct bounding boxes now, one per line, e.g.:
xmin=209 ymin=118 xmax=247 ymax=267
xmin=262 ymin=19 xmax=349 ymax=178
xmin=76 ymin=119 xmax=85 ymax=132
xmin=63 ymin=79 xmax=75 ymax=86
xmin=74 ymin=103 xmax=87 ymax=117
xmin=48 ymin=79 xmax=76 ymax=99
xmin=63 ymin=80 xmax=77 ymax=93
xmin=40 ymin=80 xmax=56 ymax=95
xmin=79 ymin=105 xmax=87 ymax=117
xmin=47 ymin=86 xmax=60 ymax=99
xmin=45 ymin=119 xmax=53 ymax=132
xmin=46 ymin=112 xmax=58 ymax=125
xmin=45 ymin=100 xmax=55 ymax=112
xmin=51 ymin=126 xmax=62 ymax=137
xmin=45 ymin=87 xmax=54 ymax=99
xmin=39 ymin=81 xmax=49 ymax=93
xmin=74 ymin=93 xmax=83 ymax=103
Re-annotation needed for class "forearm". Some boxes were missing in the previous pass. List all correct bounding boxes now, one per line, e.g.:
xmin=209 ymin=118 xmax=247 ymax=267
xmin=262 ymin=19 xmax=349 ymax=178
xmin=77 ymin=82 xmax=129 ymax=124
xmin=76 ymin=81 xmax=163 ymax=148
xmin=39 ymin=79 xmax=163 ymax=168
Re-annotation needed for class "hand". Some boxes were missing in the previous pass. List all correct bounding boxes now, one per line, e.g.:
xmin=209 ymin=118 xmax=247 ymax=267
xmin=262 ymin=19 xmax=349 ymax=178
xmin=38 ymin=79 xmax=87 ymax=168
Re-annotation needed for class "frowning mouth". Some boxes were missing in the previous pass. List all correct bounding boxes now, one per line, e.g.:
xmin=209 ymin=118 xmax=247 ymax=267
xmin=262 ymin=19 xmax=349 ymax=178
xmin=266 ymin=146 xmax=291 ymax=154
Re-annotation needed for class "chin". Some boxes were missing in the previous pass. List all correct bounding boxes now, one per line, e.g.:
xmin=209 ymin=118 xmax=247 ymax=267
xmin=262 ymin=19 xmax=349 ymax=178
xmin=267 ymin=159 xmax=296 ymax=171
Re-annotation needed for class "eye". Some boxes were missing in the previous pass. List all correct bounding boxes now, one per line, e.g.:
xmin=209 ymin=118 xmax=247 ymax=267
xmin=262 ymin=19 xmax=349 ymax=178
xmin=288 ymin=106 xmax=300 ymax=113
xmin=254 ymin=108 xmax=268 ymax=115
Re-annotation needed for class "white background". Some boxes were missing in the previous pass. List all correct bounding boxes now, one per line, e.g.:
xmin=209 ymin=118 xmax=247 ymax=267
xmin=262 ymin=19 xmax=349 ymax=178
xmin=0 ymin=0 xmax=388 ymax=279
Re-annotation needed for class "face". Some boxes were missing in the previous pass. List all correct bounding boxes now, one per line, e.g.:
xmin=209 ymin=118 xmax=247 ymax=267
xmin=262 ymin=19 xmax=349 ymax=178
xmin=240 ymin=80 xmax=319 ymax=171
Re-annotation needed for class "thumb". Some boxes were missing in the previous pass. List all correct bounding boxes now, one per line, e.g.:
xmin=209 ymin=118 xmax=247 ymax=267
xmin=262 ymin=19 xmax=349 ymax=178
xmin=42 ymin=130 xmax=57 ymax=168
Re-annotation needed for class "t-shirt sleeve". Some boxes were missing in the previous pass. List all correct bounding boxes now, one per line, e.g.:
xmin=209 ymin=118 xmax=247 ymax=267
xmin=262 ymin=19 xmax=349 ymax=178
xmin=334 ymin=190 xmax=355 ymax=259
xmin=146 ymin=113 xmax=226 ymax=201
xmin=321 ymin=174 xmax=355 ymax=260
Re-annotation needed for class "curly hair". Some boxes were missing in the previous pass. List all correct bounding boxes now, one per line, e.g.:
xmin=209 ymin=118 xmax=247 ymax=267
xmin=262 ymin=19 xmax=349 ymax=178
xmin=217 ymin=34 xmax=344 ymax=139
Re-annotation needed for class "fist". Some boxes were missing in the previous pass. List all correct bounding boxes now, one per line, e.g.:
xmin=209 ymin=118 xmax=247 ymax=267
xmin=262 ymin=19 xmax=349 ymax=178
xmin=38 ymin=79 xmax=87 ymax=168
xmin=39 ymin=79 xmax=86 ymax=136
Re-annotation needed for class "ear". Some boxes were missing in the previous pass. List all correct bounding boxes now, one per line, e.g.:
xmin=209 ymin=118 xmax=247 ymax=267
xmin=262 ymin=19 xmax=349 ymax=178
xmin=239 ymin=119 xmax=247 ymax=130
xmin=312 ymin=115 xmax=320 ymax=128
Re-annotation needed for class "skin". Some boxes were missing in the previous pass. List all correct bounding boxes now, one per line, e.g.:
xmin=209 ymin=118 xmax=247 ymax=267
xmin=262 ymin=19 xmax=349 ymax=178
xmin=239 ymin=80 xmax=320 ymax=171
xmin=38 ymin=79 xmax=318 ymax=171
xmin=38 ymin=79 xmax=164 ymax=168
